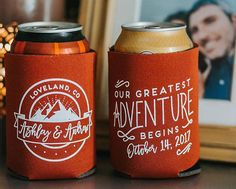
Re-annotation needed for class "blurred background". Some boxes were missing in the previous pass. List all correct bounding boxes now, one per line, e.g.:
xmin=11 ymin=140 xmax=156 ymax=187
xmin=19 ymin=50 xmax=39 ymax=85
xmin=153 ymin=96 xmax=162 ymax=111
xmin=0 ymin=0 xmax=80 ymax=24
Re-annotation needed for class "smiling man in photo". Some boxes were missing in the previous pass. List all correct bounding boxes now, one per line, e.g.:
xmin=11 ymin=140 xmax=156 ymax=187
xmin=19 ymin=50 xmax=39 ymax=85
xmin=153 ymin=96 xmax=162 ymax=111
xmin=188 ymin=0 xmax=236 ymax=100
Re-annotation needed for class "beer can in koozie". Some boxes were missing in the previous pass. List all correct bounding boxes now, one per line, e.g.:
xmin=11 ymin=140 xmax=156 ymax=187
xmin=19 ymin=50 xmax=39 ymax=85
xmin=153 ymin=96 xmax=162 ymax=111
xmin=6 ymin=22 xmax=96 ymax=180
xmin=109 ymin=22 xmax=200 ymax=178
xmin=114 ymin=22 xmax=193 ymax=53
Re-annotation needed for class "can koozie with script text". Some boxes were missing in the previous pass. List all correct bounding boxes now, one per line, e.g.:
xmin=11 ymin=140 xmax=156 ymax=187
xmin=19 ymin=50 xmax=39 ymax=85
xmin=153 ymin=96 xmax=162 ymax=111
xmin=5 ymin=22 xmax=96 ymax=180
xmin=6 ymin=53 xmax=96 ymax=179
xmin=108 ymin=47 xmax=200 ymax=178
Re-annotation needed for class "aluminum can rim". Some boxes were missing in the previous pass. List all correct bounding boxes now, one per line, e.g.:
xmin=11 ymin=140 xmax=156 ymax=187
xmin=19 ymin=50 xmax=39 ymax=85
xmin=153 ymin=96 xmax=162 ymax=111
xmin=121 ymin=22 xmax=186 ymax=32
xmin=18 ymin=22 xmax=82 ymax=34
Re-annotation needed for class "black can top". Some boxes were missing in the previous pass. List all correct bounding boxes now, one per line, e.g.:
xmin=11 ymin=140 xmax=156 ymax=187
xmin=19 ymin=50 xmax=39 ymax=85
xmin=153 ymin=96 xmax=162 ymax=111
xmin=15 ymin=22 xmax=85 ymax=42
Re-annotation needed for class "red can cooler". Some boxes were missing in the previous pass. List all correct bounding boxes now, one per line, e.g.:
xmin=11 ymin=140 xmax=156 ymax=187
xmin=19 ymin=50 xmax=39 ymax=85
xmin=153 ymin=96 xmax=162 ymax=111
xmin=109 ymin=22 xmax=200 ymax=178
xmin=5 ymin=22 xmax=96 ymax=180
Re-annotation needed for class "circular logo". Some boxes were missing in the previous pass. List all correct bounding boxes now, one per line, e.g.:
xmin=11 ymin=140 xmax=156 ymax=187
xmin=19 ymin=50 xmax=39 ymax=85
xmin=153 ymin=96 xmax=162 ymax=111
xmin=14 ymin=78 xmax=92 ymax=162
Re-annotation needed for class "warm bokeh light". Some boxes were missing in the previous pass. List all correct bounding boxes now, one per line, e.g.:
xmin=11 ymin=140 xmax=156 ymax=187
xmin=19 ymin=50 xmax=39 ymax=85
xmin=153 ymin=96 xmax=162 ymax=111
xmin=0 ymin=21 xmax=18 ymax=114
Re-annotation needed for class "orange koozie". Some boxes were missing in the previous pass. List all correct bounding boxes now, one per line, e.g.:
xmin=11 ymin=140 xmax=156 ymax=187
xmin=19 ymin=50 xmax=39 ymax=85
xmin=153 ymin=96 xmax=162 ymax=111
xmin=108 ymin=47 xmax=200 ymax=178
xmin=5 ymin=52 xmax=96 ymax=180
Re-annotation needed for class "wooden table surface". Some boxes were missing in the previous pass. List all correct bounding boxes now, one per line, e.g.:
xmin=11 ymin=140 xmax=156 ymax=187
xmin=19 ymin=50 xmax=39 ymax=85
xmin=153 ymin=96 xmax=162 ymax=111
xmin=0 ymin=152 xmax=236 ymax=189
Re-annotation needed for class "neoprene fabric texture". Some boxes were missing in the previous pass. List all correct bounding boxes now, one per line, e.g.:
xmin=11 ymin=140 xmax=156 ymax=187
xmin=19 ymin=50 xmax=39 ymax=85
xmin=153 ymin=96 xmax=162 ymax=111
xmin=108 ymin=47 xmax=199 ymax=178
xmin=5 ymin=52 xmax=96 ymax=180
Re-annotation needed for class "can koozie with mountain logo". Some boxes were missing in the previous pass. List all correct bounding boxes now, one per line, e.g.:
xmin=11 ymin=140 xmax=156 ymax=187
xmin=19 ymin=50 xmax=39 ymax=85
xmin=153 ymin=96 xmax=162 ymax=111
xmin=5 ymin=22 xmax=96 ymax=180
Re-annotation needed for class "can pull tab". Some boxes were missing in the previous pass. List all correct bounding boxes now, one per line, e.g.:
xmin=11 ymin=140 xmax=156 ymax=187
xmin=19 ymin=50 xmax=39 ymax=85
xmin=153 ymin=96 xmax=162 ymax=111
xmin=144 ymin=25 xmax=161 ymax=29
xmin=32 ymin=25 xmax=60 ymax=31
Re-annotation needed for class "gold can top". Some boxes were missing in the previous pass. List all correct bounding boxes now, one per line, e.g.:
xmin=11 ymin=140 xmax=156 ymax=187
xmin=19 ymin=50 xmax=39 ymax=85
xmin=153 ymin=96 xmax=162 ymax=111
xmin=115 ymin=22 xmax=193 ymax=54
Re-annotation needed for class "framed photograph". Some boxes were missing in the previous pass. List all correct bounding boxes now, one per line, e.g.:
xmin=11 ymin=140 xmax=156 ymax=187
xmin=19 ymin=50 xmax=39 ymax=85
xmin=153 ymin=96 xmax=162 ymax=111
xmin=91 ymin=0 xmax=236 ymax=161
xmin=137 ymin=0 xmax=236 ymax=127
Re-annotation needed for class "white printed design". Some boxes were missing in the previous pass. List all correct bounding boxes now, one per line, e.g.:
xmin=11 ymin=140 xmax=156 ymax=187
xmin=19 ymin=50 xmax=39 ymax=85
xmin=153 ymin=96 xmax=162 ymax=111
xmin=115 ymin=80 xmax=130 ymax=88
xmin=176 ymin=143 xmax=192 ymax=156
xmin=30 ymin=100 xmax=79 ymax=122
xmin=14 ymin=78 xmax=92 ymax=162
xmin=117 ymin=126 xmax=143 ymax=142
xmin=113 ymin=78 xmax=195 ymax=159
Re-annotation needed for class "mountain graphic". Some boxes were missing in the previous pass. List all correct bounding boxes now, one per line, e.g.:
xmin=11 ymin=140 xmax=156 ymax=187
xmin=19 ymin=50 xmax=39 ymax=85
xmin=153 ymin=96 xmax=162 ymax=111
xmin=30 ymin=100 xmax=79 ymax=122
xmin=30 ymin=102 xmax=52 ymax=121
xmin=45 ymin=100 xmax=66 ymax=119
xmin=41 ymin=103 xmax=51 ymax=115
